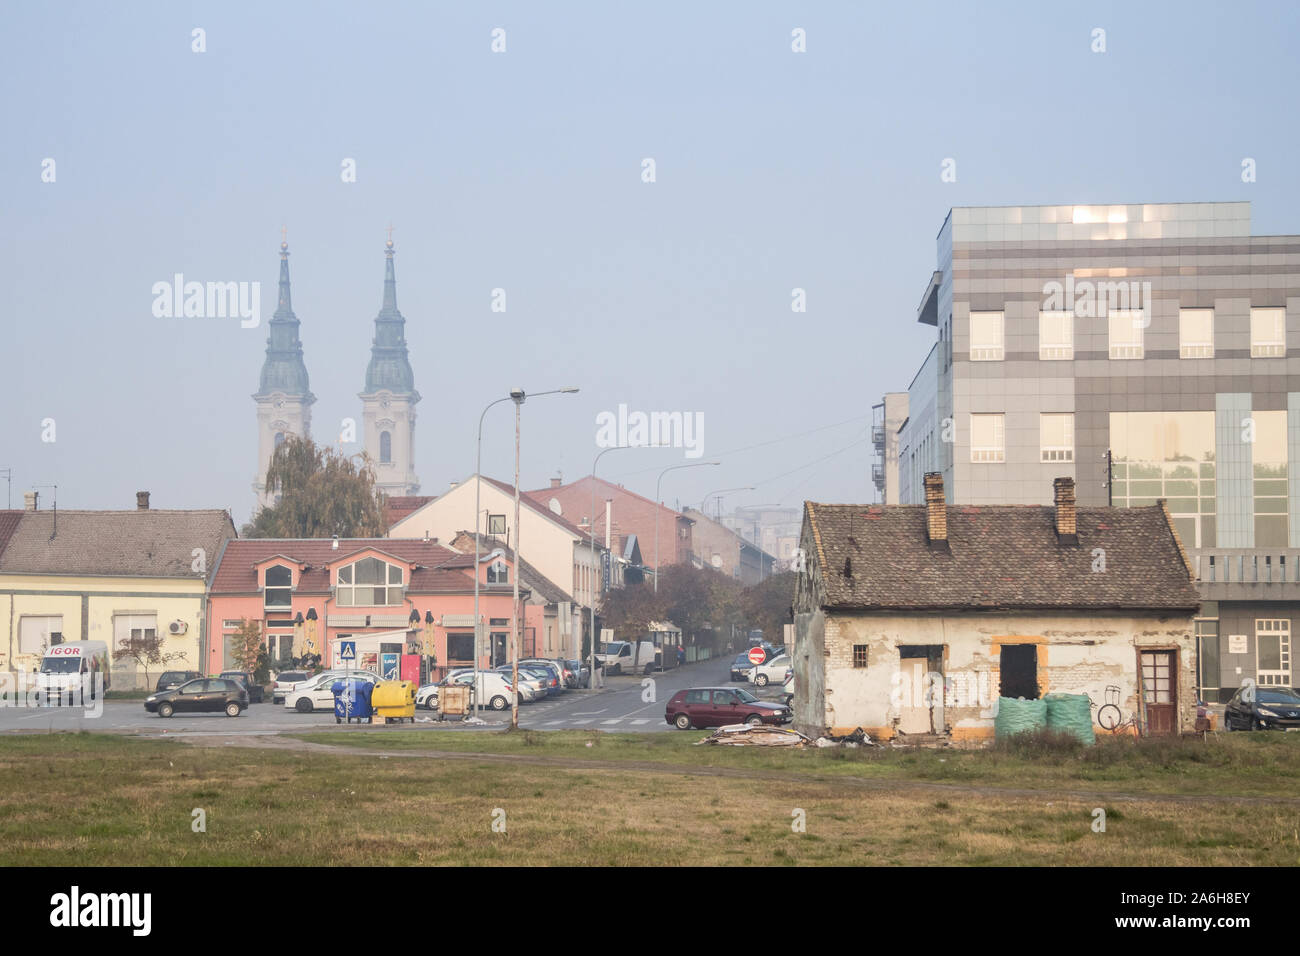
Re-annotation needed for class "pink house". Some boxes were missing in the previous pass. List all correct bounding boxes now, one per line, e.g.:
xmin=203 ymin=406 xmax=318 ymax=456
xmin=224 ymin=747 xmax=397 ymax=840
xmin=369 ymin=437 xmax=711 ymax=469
xmin=205 ymin=537 xmax=546 ymax=680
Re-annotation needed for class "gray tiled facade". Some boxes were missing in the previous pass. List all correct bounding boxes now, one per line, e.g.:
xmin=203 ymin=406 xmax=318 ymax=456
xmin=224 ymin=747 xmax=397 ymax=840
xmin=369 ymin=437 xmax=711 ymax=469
xmin=892 ymin=202 xmax=1300 ymax=701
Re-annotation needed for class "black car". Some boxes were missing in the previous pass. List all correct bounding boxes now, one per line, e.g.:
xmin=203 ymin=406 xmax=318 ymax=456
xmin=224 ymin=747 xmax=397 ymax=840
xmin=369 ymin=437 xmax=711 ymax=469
xmin=1225 ymin=685 xmax=1300 ymax=731
xmin=155 ymin=670 xmax=201 ymax=692
xmin=219 ymin=670 xmax=265 ymax=703
xmin=729 ymin=653 xmax=755 ymax=682
xmin=145 ymin=678 xmax=248 ymax=718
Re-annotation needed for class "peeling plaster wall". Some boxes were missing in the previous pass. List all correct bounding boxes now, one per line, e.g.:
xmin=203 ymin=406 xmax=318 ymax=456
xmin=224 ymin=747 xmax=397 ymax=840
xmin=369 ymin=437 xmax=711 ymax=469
xmin=816 ymin=610 xmax=1197 ymax=740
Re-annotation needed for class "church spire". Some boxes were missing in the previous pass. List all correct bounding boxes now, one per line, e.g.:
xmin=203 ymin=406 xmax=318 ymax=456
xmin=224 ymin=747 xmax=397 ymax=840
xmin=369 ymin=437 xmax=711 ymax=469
xmin=364 ymin=231 xmax=416 ymax=394
xmin=257 ymin=231 xmax=313 ymax=398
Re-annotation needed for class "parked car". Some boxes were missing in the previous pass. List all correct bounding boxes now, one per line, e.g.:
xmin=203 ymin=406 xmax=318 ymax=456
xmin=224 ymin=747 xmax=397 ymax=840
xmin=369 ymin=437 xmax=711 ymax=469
xmin=554 ymin=658 xmax=581 ymax=688
xmin=564 ymin=659 xmax=591 ymax=688
xmin=728 ymin=653 xmax=755 ymax=682
xmin=782 ymin=669 xmax=794 ymax=707
xmin=284 ymin=670 xmax=381 ymax=713
xmin=748 ymin=654 xmax=792 ymax=687
xmin=519 ymin=659 xmax=565 ymax=694
xmin=492 ymin=666 xmax=547 ymax=702
xmin=219 ymin=670 xmax=265 ymax=703
xmin=155 ymin=670 xmax=201 ymax=693
xmin=145 ymin=678 xmax=248 ymax=718
xmin=664 ymin=686 xmax=792 ymax=730
xmin=271 ymin=670 xmax=311 ymax=704
xmin=1225 ymin=685 xmax=1300 ymax=731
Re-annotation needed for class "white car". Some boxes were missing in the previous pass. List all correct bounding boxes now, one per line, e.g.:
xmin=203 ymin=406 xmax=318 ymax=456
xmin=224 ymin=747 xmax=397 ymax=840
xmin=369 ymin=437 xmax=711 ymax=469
xmin=749 ymin=654 xmax=791 ymax=687
xmin=283 ymin=671 xmax=381 ymax=713
xmin=418 ymin=670 xmax=515 ymax=711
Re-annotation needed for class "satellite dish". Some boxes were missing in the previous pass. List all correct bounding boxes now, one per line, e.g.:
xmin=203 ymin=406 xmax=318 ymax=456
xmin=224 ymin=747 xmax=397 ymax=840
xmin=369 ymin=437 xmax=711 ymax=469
xmin=549 ymin=498 xmax=562 ymax=515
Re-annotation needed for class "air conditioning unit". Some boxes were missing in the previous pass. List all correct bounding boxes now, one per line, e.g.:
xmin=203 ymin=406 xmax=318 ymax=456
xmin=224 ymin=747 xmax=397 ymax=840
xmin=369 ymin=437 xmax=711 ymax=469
xmin=168 ymin=620 xmax=188 ymax=636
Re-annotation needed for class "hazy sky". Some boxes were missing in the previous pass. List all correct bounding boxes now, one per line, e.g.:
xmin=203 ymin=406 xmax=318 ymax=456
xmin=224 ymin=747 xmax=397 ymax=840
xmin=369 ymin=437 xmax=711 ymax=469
xmin=3 ymin=1 xmax=1297 ymax=525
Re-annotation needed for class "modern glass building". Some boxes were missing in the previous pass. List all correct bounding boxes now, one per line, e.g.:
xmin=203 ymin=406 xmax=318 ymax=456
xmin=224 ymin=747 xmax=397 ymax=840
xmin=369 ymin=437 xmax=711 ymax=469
xmin=893 ymin=202 xmax=1300 ymax=701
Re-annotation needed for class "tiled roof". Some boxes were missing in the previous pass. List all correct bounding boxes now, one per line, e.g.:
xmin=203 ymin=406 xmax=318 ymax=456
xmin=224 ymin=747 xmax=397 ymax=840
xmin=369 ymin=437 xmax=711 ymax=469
xmin=803 ymin=502 xmax=1200 ymax=612
xmin=210 ymin=538 xmax=473 ymax=594
xmin=0 ymin=510 xmax=236 ymax=579
xmin=477 ymin=476 xmax=590 ymax=538
xmin=384 ymin=495 xmax=437 ymax=526
xmin=0 ymin=511 xmax=23 ymax=561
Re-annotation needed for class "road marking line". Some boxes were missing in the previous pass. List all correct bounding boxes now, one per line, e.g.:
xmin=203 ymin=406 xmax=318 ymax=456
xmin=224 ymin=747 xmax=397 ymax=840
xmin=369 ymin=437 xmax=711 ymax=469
xmin=601 ymin=718 xmax=623 ymax=724
xmin=630 ymin=719 xmax=650 ymax=725
xmin=572 ymin=711 xmax=606 ymax=716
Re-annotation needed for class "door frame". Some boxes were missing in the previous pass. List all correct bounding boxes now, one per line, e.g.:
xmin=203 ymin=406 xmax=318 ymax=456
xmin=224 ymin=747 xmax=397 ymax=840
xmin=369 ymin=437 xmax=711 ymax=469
xmin=1137 ymin=646 xmax=1179 ymax=736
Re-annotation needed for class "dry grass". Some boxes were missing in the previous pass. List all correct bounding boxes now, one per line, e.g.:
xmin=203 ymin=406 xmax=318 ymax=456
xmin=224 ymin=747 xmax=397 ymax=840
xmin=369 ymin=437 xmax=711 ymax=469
xmin=0 ymin=732 xmax=1297 ymax=866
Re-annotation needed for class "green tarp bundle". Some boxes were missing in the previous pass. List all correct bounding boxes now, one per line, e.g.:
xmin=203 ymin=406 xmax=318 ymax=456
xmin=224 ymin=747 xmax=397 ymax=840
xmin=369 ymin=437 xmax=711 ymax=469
xmin=993 ymin=696 xmax=1047 ymax=738
xmin=1044 ymin=692 xmax=1097 ymax=745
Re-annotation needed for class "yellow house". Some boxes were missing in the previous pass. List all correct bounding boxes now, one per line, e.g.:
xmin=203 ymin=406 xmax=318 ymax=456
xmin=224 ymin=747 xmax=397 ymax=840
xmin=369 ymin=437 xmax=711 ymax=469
xmin=0 ymin=493 xmax=236 ymax=689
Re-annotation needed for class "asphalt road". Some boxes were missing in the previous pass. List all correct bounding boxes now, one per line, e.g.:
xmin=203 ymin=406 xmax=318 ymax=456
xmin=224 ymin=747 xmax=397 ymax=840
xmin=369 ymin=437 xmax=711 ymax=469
xmin=0 ymin=657 xmax=789 ymax=737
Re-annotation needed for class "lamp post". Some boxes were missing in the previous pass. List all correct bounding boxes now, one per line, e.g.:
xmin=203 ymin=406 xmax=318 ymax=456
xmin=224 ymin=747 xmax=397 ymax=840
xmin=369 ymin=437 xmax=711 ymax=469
xmin=587 ymin=443 xmax=665 ymax=692
xmin=508 ymin=386 xmax=578 ymax=729
xmin=654 ymin=461 xmax=720 ymax=593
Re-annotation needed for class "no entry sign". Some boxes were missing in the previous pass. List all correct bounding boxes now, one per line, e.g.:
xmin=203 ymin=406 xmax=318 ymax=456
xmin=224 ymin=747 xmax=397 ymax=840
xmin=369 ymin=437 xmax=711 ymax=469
xmin=748 ymin=647 xmax=767 ymax=666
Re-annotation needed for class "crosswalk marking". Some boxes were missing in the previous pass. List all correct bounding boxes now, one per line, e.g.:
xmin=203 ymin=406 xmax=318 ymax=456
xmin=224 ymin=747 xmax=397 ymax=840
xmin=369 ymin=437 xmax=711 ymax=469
xmin=601 ymin=718 xmax=623 ymax=725
xmin=630 ymin=719 xmax=650 ymax=725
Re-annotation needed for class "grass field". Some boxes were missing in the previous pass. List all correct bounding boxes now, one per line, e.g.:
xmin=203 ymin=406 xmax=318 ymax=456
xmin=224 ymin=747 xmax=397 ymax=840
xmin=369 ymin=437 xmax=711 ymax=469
xmin=0 ymin=730 xmax=1296 ymax=866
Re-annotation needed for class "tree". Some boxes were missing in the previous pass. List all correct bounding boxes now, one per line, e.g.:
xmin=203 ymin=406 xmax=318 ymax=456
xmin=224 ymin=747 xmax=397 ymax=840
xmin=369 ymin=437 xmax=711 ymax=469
xmin=228 ymin=618 xmax=263 ymax=673
xmin=735 ymin=572 xmax=797 ymax=644
xmin=114 ymin=632 xmax=186 ymax=689
xmin=243 ymin=436 xmax=388 ymax=539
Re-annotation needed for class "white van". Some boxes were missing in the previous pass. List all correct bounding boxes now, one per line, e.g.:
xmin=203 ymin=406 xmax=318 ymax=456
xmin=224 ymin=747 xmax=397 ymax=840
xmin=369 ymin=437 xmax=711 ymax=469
xmin=37 ymin=641 xmax=110 ymax=703
xmin=598 ymin=640 xmax=656 ymax=676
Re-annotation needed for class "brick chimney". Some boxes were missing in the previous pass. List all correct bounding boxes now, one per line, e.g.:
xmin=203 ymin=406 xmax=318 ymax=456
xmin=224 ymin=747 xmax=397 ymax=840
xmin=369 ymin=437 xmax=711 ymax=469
xmin=136 ymin=491 xmax=150 ymax=511
xmin=550 ymin=477 xmax=562 ymax=489
xmin=23 ymin=491 xmax=38 ymax=512
xmin=923 ymin=472 xmax=948 ymax=549
xmin=1053 ymin=477 xmax=1078 ymax=544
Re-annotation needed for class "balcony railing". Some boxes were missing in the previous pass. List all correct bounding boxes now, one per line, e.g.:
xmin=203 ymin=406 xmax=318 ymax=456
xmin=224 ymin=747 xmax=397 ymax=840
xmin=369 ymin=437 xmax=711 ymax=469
xmin=1196 ymin=551 xmax=1300 ymax=584
xmin=871 ymin=425 xmax=885 ymax=448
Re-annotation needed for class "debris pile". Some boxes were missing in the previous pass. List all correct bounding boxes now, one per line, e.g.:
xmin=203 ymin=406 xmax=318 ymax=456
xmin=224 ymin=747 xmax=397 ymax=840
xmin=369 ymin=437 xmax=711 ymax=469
xmin=695 ymin=724 xmax=813 ymax=747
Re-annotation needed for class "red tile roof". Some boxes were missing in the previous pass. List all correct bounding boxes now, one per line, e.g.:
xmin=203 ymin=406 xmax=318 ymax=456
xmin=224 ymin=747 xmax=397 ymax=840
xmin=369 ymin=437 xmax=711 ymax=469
xmin=0 ymin=511 xmax=24 ymax=562
xmin=384 ymin=495 xmax=437 ymax=526
xmin=477 ymin=476 xmax=590 ymax=538
xmin=210 ymin=538 xmax=475 ymax=594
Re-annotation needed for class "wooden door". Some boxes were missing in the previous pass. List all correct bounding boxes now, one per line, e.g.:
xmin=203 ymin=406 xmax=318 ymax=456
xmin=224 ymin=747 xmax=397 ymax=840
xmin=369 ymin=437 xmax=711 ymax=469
xmin=899 ymin=657 xmax=931 ymax=734
xmin=1141 ymin=651 xmax=1177 ymax=735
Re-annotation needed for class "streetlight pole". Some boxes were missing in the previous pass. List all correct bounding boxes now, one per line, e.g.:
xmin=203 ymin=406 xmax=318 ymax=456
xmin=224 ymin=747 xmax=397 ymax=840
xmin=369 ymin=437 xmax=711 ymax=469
xmin=699 ymin=486 xmax=755 ymax=521
xmin=587 ymin=443 xmax=665 ymax=692
xmin=506 ymin=386 xmax=578 ymax=730
xmin=654 ymin=461 xmax=720 ymax=593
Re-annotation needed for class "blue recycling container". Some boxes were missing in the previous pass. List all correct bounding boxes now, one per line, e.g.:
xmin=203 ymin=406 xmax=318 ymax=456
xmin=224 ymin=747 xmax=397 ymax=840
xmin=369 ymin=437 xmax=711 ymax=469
xmin=331 ymin=679 xmax=374 ymax=723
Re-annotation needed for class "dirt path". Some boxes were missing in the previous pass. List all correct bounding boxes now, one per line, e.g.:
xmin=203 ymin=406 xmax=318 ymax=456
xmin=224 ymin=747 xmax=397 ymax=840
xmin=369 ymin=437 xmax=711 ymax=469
xmin=174 ymin=732 xmax=1300 ymax=807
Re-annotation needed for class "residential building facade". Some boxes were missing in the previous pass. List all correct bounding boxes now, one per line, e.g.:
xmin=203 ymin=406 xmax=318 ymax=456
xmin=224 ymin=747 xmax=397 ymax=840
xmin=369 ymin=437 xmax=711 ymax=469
xmin=793 ymin=475 xmax=1200 ymax=741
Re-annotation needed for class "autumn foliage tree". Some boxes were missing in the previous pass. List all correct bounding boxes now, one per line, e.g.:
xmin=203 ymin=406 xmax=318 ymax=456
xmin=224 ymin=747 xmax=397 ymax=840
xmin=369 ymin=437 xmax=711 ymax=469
xmin=227 ymin=618 xmax=263 ymax=674
xmin=243 ymin=436 xmax=388 ymax=539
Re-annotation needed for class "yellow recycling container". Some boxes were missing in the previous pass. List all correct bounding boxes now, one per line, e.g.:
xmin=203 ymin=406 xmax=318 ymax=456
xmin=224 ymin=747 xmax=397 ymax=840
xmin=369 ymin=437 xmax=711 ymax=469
xmin=371 ymin=680 xmax=417 ymax=724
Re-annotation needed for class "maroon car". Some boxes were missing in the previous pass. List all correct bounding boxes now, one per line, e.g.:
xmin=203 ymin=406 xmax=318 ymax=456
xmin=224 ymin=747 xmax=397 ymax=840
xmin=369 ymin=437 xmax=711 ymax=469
xmin=665 ymin=686 xmax=792 ymax=730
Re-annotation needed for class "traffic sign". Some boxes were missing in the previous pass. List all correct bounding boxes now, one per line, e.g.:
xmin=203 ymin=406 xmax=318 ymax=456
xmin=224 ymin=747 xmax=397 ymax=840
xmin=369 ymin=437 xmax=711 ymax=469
xmin=339 ymin=641 xmax=356 ymax=661
xmin=748 ymin=647 xmax=766 ymax=666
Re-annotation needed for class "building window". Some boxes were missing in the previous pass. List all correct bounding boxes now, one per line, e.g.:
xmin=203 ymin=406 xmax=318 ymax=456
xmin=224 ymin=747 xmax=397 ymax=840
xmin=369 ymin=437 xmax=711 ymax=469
xmin=487 ymin=560 xmax=508 ymax=585
xmin=1195 ymin=618 xmax=1220 ymax=700
xmin=852 ymin=645 xmax=868 ymax=668
xmin=336 ymin=556 xmax=404 ymax=607
xmin=446 ymin=632 xmax=475 ymax=663
xmin=1255 ymin=619 xmax=1292 ymax=686
xmin=274 ymin=431 xmax=285 ymax=448
xmin=1108 ymin=309 xmax=1144 ymax=359
xmin=379 ymin=431 xmax=392 ymax=464
xmin=18 ymin=616 xmax=63 ymax=654
xmin=264 ymin=564 xmax=292 ymax=609
xmin=112 ymin=614 xmax=157 ymax=651
xmin=1253 ymin=410 xmax=1288 ymax=548
xmin=1251 ymin=307 xmax=1286 ymax=358
xmin=1109 ymin=411 xmax=1216 ymax=549
xmin=1038 ymin=311 xmax=1073 ymax=360
xmin=488 ymin=514 xmax=506 ymax=536
xmin=1179 ymin=308 xmax=1214 ymax=359
xmin=1040 ymin=413 xmax=1074 ymax=463
xmin=969 ymin=311 xmax=1004 ymax=361
xmin=970 ymin=413 xmax=1005 ymax=463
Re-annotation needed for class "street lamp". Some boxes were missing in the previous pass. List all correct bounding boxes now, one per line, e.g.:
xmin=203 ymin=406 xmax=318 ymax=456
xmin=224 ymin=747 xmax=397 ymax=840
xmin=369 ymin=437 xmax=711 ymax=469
xmin=654 ymin=461 xmax=720 ymax=593
xmin=509 ymin=387 xmax=578 ymax=729
xmin=587 ymin=443 xmax=666 ymax=693
xmin=473 ymin=386 xmax=578 ymax=721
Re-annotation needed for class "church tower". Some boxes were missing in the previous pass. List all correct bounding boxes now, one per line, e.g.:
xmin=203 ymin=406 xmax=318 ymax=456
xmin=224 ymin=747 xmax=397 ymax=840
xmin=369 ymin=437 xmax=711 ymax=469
xmin=252 ymin=235 xmax=315 ymax=510
xmin=360 ymin=234 xmax=421 ymax=495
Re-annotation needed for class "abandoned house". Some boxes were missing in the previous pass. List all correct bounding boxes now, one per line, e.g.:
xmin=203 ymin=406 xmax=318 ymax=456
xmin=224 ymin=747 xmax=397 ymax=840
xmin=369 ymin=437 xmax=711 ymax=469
xmin=792 ymin=474 xmax=1201 ymax=741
